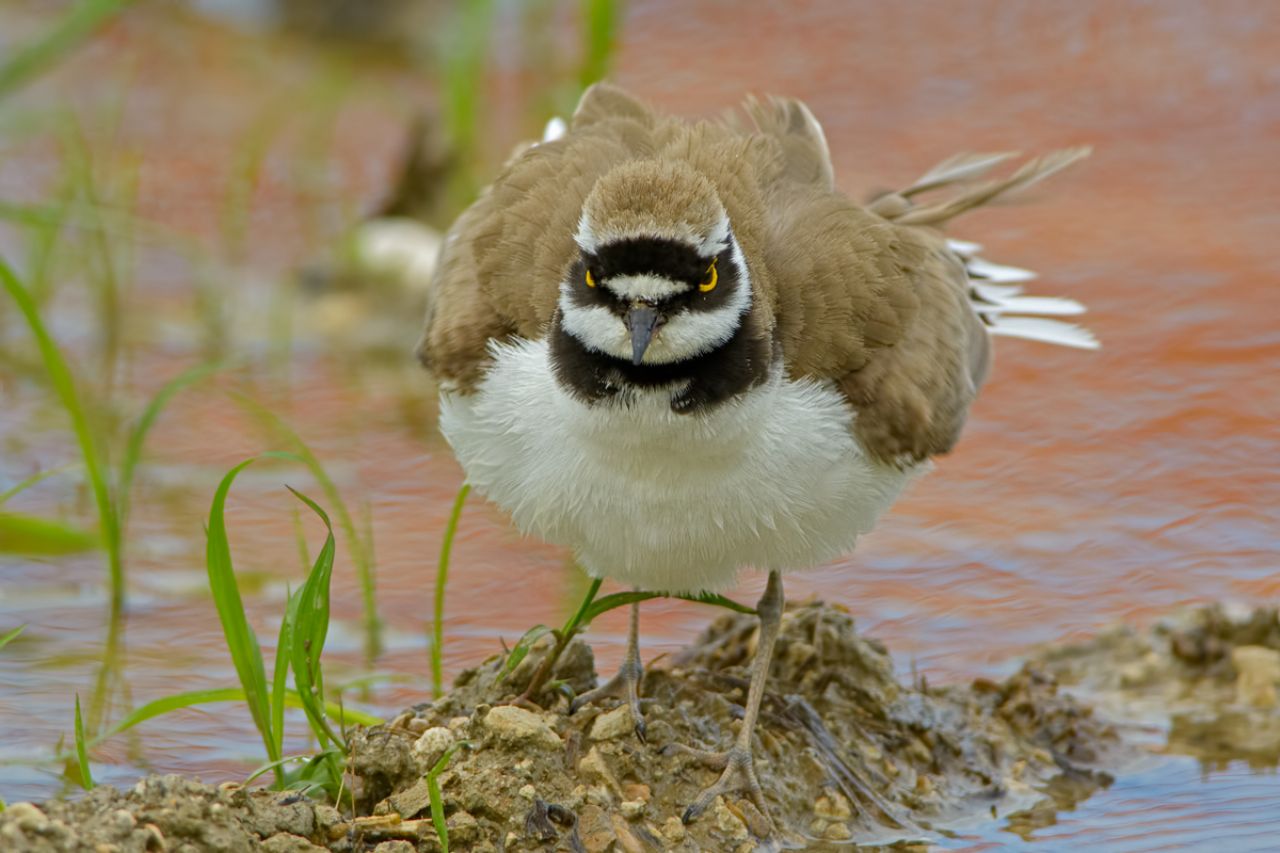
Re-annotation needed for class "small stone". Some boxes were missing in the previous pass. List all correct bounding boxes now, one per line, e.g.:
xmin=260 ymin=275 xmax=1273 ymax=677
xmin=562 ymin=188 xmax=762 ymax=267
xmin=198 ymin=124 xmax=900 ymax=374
xmin=578 ymin=746 xmax=622 ymax=796
xmin=406 ymin=717 xmax=431 ymax=734
xmin=412 ymin=726 xmax=456 ymax=768
xmin=518 ymin=784 xmax=537 ymax=800
xmin=142 ymin=822 xmax=167 ymax=851
xmin=824 ymin=822 xmax=853 ymax=841
xmin=7 ymin=802 xmax=48 ymax=832
xmin=585 ymin=785 xmax=613 ymax=808
xmin=504 ymin=831 xmax=519 ymax=848
xmin=482 ymin=706 xmax=562 ymax=750
xmin=712 ymin=796 xmax=750 ymax=843
xmin=1233 ymin=645 xmax=1280 ymax=708
xmin=262 ymin=834 xmax=326 ymax=853
xmin=314 ymin=806 xmax=343 ymax=839
xmin=622 ymin=782 xmax=650 ymax=802
xmin=809 ymin=817 xmax=829 ymax=836
xmin=109 ymin=809 xmax=137 ymax=835
xmin=662 ymin=816 xmax=686 ymax=843
xmin=388 ymin=778 xmax=433 ymax=819
xmin=371 ymin=842 xmax=415 ymax=853
xmin=577 ymin=804 xmax=616 ymax=853
xmin=814 ymin=790 xmax=852 ymax=821
xmin=447 ymin=811 xmax=479 ymax=844
xmin=620 ymin=800 xmax=645 ymax=819
xmin=589 ymin=704 xmax=635 ymax=741
xmin=611 ymin=814 xmax=645 ymax=853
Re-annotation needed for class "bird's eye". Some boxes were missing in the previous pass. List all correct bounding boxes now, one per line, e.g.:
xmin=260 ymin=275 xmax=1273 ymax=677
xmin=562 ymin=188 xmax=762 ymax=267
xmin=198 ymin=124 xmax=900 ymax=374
xmin=698 ymin=259 xmax=718 ymax=293
xmin=585 ymin=268 xmax=596 ymax=288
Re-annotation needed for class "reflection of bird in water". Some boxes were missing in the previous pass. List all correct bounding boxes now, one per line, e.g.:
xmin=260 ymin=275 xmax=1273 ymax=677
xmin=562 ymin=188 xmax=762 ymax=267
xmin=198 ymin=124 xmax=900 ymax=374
xmin=417 ymin=83 xmax=1096 ymax=831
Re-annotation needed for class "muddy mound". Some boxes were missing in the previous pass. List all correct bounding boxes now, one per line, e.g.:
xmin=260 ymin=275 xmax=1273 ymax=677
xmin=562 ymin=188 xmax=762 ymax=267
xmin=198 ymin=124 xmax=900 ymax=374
xmin=1 ymin=602 xmax=1123 ymax=851
xmin=1029 ymin=604 xmax=1280 ymax=770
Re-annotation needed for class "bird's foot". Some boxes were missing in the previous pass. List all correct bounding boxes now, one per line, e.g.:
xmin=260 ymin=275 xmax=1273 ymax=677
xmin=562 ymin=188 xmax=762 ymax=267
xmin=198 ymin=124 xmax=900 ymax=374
xmin=665 ymin=741 xmax=772 ymax=829
xmin=569 ymin=657 xmax=646 ymax=742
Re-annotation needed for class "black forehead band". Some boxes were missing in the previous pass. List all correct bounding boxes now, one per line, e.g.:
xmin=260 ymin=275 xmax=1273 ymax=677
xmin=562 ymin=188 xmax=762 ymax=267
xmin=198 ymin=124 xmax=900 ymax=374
xmin=588 ymin=236 xmax=722 ymax=282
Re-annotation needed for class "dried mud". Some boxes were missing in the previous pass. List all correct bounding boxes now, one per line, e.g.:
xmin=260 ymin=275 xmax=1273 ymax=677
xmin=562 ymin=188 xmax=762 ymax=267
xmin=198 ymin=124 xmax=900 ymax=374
xmin=13 ymin=602 xmax=1280 ymax=852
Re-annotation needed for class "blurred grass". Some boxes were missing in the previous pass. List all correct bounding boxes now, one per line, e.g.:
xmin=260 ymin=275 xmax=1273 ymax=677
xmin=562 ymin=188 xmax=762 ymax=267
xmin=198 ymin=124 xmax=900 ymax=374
xmin=0 ymin=0 xmax=136 ymax=101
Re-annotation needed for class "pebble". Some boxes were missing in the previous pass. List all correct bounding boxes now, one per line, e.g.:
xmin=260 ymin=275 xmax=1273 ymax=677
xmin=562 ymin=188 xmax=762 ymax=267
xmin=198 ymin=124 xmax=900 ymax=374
xmin=7 ymin=802 xmax=48 ymax=832
xmin=1233 ymin=645 xmax=1280 ymax=708
xmin=824 ymin=821 xmax=853 ymax=841
xmin=518 ymin=784 xmax=537 ymax=800
xmin=589 ymin=705 xmax=635 ymax=741
xmin=620 ymin=799 xmax=645 ymax=819
xmin=370 ymin=842 xmax=415 ymax=853
xmin=712 ymin=796 xmax=750 ymax=843
xmin=662 ymin=816 xmax=686 ymax=843
xmin=448 ymin=811 xmax=479 ymax=844
xmin=578 ymin=746 xmax=622 ymax=797
xmin=481 ymin=706 xmax=561 ymax=750
xmin=622 ymin=782 xmax=651 ymax=803
xmin=109 ymin=809 xmax=136 ymax=834
xmin=411 ymin=726 xmax=456 ymax=768
xmin=814 ymin=790 xmax=852 ymax=821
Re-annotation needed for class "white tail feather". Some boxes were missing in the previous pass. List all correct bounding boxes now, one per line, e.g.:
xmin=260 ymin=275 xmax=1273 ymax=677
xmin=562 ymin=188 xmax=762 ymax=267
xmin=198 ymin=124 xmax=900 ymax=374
xmin=975 ymin=295 xmax=1086 ymax=316
xmin=966 ymin=257 xmax=1038 ymax=283
xmin=946 ymin=238 xmax=983 ymax=255
xmin=987 ymin=316 xmax=1100 ymax=350
xmin=956 ymin=238 xmax=1099 ymax=350
xmin=970 ymin=281 xmax=1025 ymax=302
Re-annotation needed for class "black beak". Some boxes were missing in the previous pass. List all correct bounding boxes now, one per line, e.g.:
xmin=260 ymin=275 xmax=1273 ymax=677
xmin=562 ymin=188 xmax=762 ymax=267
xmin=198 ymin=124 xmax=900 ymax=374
xmin=624 ymin=304 xmax=662 ymax=365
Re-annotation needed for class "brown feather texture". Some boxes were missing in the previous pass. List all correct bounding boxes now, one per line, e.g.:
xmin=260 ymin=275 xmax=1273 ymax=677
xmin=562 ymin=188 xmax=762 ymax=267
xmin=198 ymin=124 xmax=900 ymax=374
xmin=417 ymin=83 xmax=1093 ymax=464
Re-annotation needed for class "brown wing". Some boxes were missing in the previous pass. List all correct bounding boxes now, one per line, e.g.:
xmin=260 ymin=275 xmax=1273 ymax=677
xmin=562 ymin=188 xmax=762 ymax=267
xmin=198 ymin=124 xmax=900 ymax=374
xmin=416 ymin=84 xmax=660 ymax=389
xmin=747 ymin=97 xmax=993 ymax=465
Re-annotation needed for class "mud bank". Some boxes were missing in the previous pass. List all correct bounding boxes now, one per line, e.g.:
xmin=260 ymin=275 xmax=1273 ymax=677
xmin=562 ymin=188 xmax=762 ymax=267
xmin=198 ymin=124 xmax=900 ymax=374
xmin=3 ymin=602 xmax=1146 ymax=851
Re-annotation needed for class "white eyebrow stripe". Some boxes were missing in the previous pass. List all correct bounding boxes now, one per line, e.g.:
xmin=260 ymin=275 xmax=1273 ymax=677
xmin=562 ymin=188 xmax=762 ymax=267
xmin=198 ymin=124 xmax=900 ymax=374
xmin=605 ymin=274 xmax=690 ymax=301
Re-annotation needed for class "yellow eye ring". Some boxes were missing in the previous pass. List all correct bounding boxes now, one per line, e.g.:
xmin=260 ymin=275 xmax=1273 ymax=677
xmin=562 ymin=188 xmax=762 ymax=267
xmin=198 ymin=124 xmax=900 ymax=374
xmin=585 ymin=268 xmax=596 ymax=288
xmin=698 ymin=258 xmax=718 ymax=293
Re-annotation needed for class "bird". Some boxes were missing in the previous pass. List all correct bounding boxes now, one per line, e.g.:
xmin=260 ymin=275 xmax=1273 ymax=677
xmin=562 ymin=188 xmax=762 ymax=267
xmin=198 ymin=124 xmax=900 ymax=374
xmin=415 ymin=82 xmax=1096 ymax=828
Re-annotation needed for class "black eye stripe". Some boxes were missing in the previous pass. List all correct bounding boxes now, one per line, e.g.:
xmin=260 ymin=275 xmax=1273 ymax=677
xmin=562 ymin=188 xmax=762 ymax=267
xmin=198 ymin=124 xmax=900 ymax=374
xmin=589 ymin=237 xmax=723 ymax=283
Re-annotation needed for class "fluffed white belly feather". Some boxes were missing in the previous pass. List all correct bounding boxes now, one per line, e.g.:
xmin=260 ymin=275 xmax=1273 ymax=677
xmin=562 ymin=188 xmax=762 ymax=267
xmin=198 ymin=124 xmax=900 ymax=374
xmin=437 ymin=338 xmax=920 ymax=593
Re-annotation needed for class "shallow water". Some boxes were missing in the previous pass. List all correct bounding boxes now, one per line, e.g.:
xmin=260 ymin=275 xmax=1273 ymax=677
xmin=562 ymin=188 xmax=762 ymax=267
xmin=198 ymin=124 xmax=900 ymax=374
xmin=1 ymin=1 xmax=1278 ymax=847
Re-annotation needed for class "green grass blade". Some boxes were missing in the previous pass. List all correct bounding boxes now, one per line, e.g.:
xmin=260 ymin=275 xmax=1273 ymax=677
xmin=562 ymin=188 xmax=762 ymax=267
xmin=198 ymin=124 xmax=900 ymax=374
xmin=0 ymin=256 xmax=122 ymax=606
xmin=118 ymin=362 xmax=222 ymax=528
xmin=206 ymin=457 xmax=279 ymax=770
xmin=580 ymin=591 xmax=657 ymax=626
xmin=578 ymin=0 xmax=621 ymax=90
xmin=272 ymin=584 xmax=303 ymax=762
xmin=0 ymin=512 xmax=98 ymax=556
xmin=680 ymin=591 xmax=756 ymax=616
xmin=499 ymin=625 xmax=550 ymax=682
xmin=580 ymin=589 xmax=755 ymax=626
xmin=0 ymin=625 xmax=26 ymax=651
xmin=0 ymin=463 xmax=78 ymax=506
xmin=73 ymin=695 xmax=93 ymax=790
xmin=432 ymin=483 xmax=470 ymax=698
xmin=237 ymin=396 xmax=381 ymax=664
xmin=427 ymin=742 xmax=470 ymax=853
xmin=0 ymin=0 xmax=136 ymax=101
xmin=35 ymin=688 xmax=382 ymax=768
xmin=286 ymin=487 xmax=342 ymax=749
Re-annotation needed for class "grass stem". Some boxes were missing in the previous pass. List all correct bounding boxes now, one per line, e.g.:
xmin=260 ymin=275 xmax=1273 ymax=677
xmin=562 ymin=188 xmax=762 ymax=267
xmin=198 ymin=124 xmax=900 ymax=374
xmin=431 ymin=483 xmax=470 ymax=698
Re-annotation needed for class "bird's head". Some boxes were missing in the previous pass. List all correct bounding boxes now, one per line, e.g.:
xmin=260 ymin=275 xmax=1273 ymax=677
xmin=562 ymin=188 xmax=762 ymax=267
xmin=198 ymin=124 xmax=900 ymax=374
xmin=556 ymin=159 xmax=751 ymax=366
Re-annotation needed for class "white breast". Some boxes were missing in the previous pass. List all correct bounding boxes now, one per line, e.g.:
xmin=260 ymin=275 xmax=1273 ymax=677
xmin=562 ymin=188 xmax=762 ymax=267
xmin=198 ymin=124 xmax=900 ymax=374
xmin=438 ymin=339 xmax=921 ymax=593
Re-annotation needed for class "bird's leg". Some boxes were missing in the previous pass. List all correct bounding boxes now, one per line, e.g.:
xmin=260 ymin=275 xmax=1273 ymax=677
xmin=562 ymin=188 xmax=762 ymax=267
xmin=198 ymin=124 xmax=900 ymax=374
xmin=671 ymin=570 xmax=783 ymax=827
xmin=569 ymin=596 xmax=646 ymax=741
